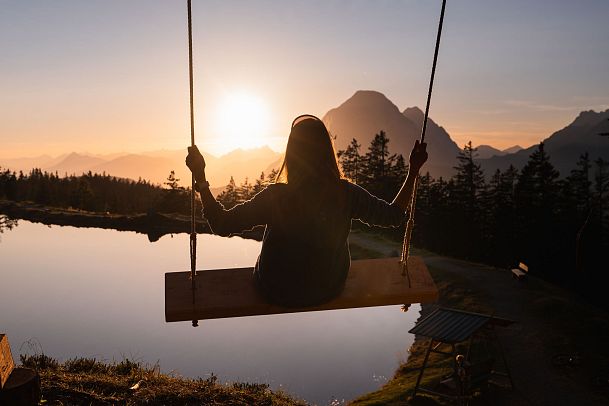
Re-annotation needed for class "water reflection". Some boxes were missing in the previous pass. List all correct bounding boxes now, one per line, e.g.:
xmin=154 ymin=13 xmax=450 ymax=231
xmin=0 ymin=214 xmax=18 ymax=236
xmin=0 ymin=221 xmax=419 ymax=405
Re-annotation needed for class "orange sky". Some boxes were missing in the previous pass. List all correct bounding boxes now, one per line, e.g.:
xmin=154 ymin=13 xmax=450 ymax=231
xmin=2 ymin=1 xmax=609 ymax=158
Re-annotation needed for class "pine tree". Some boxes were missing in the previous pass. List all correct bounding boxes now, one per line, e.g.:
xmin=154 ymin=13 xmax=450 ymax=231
xmin=452 ymin=142 xmax=485 ymax=212
xmin=388 ymin=154 xmax=407 ymax=192
xmin=267 ymin=168 xmax=279 ymax=183
xmin=567 ymin=153 xmax=592 ymax=213
xmin=253 ymin=172 xmax=266 ymax=194
xmin=449 ymin=142 xmax=485 ymax=259
xmin=164 ymin=170 xmax=182 ymax=190
xmin=362 ymin=131 xmax=391 ymax=198
xmin=239 ymin=177 xmax=253 ymax=202
xmin=217 ymin=176 xmax=239 ymax=208
xmin=594 ymin=158 xmax=609 ymax=234
xmin=483 ymin=166 xmax=518 ymax=265
xmin=337 ymin=138 xmax=362 ymax=183
xmin=514 ymin=142 xmax=560 ymax=276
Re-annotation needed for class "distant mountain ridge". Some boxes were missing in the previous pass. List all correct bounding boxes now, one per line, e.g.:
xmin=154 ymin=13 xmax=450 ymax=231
xmin=0 ymin=147 xmax=282 ymax=188
xmin=478 ymin=110 xmax=609 ymax=176
xmin=3 ymin=91 xmax=608 ymax=185
xmin=475 ymin=145 xmax=522 ymax=159
xmin=324 ymin=90 xmax=609 ymax=178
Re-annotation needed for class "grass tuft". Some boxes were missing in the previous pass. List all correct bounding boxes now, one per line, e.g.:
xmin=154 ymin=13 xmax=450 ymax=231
xmin=20 ymin=353 xmax=60 ymax=371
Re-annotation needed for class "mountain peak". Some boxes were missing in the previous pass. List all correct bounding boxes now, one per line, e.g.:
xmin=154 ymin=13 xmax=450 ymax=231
xmin=351 ymin=90 xmax=392 ymax=101
xmin=402 ymin=106 xmax=424 ymax=125
xmin=503 ymin=145 xmax=523 ymax=154
xmin=323 ymin=90 xmax=461 ymax=178
xmin=403 ymin=106 xmax=424 ymax=116
xmin=338 ymin=90 xmax=401 ymax=113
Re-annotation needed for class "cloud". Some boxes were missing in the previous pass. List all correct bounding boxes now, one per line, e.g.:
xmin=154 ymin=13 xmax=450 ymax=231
xmin=504 ymin=100 xmax=576 ymax=112
xmin=504 ymin=97 xmax=609 ymax=113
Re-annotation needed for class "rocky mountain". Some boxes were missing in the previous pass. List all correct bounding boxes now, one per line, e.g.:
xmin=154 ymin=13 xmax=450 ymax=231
xmin=479 ymin=110 xmax=609 ymax=176
xmin=322 ymin=90 xmax=460 ymax=178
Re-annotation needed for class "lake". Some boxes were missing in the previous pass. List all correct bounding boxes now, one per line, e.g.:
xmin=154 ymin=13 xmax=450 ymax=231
xmin=0 ymin=220 xmax=419 ymax=405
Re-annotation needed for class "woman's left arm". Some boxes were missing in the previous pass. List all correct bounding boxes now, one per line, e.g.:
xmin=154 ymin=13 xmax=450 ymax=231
xmin=186 ymin=145 xmax=271 ymax=236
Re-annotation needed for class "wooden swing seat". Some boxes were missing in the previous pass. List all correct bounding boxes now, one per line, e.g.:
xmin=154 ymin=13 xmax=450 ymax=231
xmin=165 ymin=256 xmax=438 ymax=322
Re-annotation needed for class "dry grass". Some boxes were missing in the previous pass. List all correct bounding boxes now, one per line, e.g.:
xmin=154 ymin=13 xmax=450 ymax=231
xmin=20 ymin=354 xmax=305 ymax=406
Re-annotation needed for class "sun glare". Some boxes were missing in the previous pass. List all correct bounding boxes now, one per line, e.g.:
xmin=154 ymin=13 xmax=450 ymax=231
xmin=214 ymin=92 xmax=271 ymax=152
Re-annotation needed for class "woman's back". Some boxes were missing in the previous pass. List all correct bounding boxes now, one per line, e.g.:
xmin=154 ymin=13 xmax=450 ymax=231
xmin=186 ymin=114 xmax=427 ymax=308
xmin=255 ymin=181 xmax=352 ymax=306
xmin=204 ymin=179 xmax=403 ymax=307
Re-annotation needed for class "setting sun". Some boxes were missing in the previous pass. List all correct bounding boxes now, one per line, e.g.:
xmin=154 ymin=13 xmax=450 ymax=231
xmin=213 ymin=91 xmax=272 ymax=152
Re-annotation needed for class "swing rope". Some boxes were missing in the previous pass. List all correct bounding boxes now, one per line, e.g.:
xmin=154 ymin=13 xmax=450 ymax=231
xmin=183 ymin=0 xmax=446 ymax=306
xmin=187 ymin=0 xmax=198 ymax=327
xmin=401 ymin=0 xmax=447 ymax=281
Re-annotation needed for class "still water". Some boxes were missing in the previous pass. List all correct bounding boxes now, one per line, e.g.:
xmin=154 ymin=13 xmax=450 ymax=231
xmin=0 ymin=220 xmax=419 ymax=405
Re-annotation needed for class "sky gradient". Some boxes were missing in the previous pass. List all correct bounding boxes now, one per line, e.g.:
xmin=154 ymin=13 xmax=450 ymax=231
xmin=2 ymin=0 xmax=609 ymax=157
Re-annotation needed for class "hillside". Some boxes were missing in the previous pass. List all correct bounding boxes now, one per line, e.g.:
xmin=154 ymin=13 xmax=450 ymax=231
xmin=479 ymin=110 xmax=609 ymax=176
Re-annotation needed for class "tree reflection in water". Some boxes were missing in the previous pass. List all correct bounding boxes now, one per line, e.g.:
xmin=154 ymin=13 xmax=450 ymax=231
xmin=0 ymin=215 xmax=18 ymax=238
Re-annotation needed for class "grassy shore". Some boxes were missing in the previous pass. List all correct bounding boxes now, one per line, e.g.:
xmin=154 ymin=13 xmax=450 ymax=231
xmin=20 ymin=354 xmax=304 ymax=405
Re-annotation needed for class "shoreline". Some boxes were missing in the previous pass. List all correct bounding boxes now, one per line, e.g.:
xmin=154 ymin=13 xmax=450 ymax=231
xmin=0 ymin=199 xmax=264 ymax=242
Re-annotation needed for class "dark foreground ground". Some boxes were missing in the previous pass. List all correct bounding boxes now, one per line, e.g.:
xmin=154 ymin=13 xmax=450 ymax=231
xmin=349 ymin=231 xmax=609 ymax=406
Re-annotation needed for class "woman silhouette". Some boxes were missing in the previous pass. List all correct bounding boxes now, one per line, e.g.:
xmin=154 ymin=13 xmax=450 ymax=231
xmin=186 ymin=115 xmax=427 ymax=307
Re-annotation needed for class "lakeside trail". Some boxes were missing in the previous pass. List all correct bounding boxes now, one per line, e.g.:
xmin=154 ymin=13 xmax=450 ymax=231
xmin=348 ymin=230 xmax=609 ymax=406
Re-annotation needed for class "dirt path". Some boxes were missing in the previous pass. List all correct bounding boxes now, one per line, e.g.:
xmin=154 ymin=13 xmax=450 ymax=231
xmin=349 ymin=231 xmax=609 ymax=405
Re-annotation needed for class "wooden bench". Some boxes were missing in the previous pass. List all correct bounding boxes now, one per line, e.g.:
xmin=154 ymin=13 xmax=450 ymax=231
xmin=0 ymin=334 xmax=41 ymax=405
xmin=0 ymin=334 xmax=14 ymax=390
xmin=511 ymin=262 xmax=529 ymax=280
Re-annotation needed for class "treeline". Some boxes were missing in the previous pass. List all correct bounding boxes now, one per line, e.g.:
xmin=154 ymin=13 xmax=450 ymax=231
xmin=0 ymin=169 xmax=192 ymax=215
xmin=337 ymin=133 xmax=609 ymax=307
xmin=0 ymin=165 xmax=283 ymax=217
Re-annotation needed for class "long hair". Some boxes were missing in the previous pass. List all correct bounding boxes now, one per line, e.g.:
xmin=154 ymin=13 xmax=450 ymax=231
xmin=276 ymin=115 xmax=342 ymax=186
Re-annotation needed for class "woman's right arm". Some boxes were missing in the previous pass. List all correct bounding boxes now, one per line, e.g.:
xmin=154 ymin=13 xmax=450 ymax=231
xmin=186 ymin=145 xmax=271 ymax=236
xmin=186 ymin=145 xmax=216 ymax=208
